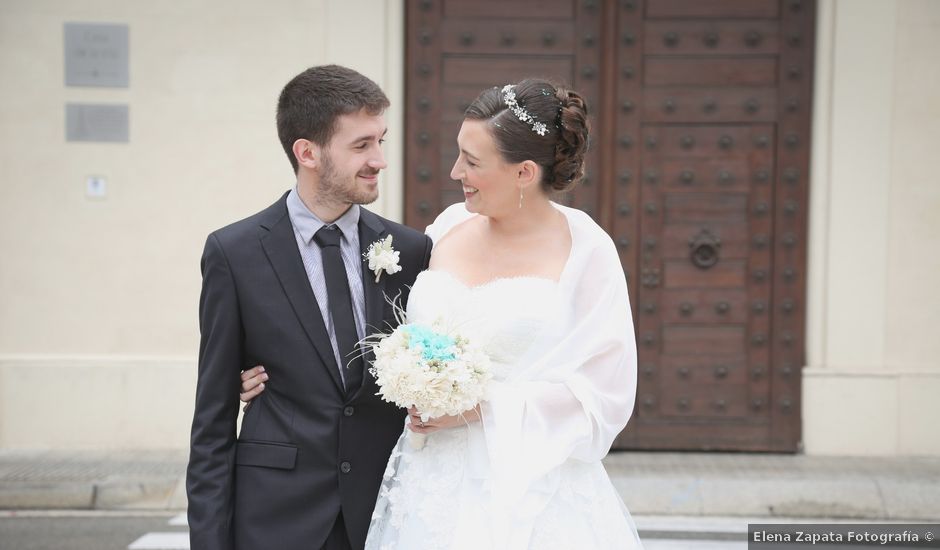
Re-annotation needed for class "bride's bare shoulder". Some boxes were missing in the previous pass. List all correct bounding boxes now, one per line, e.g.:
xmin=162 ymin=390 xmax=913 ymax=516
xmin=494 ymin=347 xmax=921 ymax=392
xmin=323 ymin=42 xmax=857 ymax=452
xmin=429 ymin=216 xmax=482 ymax=269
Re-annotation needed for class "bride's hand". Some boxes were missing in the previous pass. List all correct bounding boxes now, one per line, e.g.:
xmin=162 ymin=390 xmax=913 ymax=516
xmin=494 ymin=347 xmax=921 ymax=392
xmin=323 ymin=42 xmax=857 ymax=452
xmin=240 ymin=366 xmax=268 ymax=409
xmin=407 ymin=405 xmax=481 ymax=434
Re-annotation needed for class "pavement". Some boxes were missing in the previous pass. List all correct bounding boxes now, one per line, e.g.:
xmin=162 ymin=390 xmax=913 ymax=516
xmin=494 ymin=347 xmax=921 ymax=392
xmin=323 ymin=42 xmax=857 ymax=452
xmin=1 ymin=449 xmax=939 ymax=520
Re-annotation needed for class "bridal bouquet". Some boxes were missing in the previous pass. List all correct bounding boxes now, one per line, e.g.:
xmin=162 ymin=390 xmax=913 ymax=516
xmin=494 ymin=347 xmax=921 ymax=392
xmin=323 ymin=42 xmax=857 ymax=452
xmin=367 ymin=321 xmax=491 ymax=450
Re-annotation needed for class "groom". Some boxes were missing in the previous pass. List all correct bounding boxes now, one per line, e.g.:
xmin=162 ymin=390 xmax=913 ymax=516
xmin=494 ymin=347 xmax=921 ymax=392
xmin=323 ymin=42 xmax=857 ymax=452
xmin=187 ymin=65 xmax=432 ymax=550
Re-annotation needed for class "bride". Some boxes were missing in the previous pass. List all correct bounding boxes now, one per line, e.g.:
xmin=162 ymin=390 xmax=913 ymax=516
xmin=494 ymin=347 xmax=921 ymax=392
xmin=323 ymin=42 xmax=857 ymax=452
xmin=243 ymin=79 xmax=642 ymax=550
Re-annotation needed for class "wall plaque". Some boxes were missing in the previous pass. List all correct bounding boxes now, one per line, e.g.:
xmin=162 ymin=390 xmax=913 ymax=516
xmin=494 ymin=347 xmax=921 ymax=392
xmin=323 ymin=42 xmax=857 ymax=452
xmin=64 ymin=23 xmax=129 ymax=87
xmin=66 ymin=103 xmax=129 ymax=143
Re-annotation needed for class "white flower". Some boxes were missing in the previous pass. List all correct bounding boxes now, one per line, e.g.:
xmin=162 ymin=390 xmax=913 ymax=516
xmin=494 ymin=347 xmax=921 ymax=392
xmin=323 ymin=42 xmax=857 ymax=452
xmin=368 ymin=321 xmax=492 ymax=426
xmin=533 ymin=122 xmax=548 ymax=136
xmin=364 ymin=235 xmax=402 ymax=282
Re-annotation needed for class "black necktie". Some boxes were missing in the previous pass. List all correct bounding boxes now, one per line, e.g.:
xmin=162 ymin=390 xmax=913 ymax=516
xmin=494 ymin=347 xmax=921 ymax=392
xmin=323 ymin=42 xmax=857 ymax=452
xmin=313 ymin=225 xmax=364 ymax=394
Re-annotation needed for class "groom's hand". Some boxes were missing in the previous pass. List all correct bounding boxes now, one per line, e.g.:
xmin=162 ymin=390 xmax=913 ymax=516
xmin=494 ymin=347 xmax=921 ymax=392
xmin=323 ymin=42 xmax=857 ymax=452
xmin=407 ymin=405 xmax=481 ymax=434
xmin=239 ymin=365 xmax=268 ymax=409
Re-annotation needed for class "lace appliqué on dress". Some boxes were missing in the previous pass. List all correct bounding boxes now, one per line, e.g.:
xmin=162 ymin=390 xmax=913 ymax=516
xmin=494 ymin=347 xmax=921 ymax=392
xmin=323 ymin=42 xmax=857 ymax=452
xmin=367 ymin=427 xmax=470 ymax=550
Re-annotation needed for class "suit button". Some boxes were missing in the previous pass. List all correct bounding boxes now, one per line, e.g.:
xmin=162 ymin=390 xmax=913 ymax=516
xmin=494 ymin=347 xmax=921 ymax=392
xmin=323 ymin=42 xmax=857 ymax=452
xmin=344 ymin=406 xmax=355 ymax=417
xmin=340 ymin=461 xmax=351 ymax=474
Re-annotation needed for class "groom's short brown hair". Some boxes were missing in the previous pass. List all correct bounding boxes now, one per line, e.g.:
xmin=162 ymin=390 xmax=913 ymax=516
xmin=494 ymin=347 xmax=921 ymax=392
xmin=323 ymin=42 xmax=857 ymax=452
xmin=277 ymin=65 xmax=390 ymax=174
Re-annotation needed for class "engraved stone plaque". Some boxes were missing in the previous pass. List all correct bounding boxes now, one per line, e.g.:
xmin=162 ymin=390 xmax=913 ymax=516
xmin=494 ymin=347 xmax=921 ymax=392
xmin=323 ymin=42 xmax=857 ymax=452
xmin=66 ymin=103 xmax=129 ymax=142
xmin=64 ymin=23 xmax=129 ymax=87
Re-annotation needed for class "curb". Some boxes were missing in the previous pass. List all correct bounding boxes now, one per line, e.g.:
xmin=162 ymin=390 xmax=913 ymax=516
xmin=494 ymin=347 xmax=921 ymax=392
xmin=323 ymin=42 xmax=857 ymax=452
xmin=3 ymin=451 xmax=939 ymax=520
xmin=0 ymin=476 xmax=184 ymax=511
xmin=611 ymin=474 xmax=940 ymax=521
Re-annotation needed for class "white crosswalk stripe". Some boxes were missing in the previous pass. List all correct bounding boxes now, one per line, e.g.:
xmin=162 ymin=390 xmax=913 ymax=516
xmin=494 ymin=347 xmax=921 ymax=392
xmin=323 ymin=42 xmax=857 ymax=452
xmin=128 ymin=515 xmax=189 ymax=549
xmin=643 ymin=540 xmax=746 ymax=550
xmin=128 ymin=532 xmax=190 ymax=549
xmin=635 ymin=516 xmax=747 ymax=549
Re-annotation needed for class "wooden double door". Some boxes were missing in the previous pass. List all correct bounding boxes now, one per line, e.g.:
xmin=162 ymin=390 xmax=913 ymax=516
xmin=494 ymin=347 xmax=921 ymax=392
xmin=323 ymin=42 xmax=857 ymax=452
xmin=404 ymin=0 xmax=814 ymax=452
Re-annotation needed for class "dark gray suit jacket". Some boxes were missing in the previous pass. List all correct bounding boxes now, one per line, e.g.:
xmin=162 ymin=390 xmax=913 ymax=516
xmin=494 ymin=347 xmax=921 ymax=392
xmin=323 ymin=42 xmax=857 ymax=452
xmin=187 ymin=192 xmax=432 ymax=550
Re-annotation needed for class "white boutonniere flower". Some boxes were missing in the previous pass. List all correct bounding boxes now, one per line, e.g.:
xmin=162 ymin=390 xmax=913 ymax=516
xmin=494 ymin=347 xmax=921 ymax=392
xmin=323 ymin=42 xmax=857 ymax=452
xmin=364 ymin=235 xmax=402 ymax=282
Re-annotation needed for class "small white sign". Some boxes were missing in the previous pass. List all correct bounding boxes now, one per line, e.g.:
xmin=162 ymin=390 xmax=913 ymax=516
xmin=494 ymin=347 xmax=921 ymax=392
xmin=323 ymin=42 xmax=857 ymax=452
xmin=86 ymin=175 xmax=107 ymax=198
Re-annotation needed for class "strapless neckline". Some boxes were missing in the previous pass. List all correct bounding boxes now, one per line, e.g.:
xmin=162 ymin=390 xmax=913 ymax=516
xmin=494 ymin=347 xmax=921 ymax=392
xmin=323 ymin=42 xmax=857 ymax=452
xmin=417 ymin=269 xmax=559 ymax=292
xmin=406 ymin=267 xmax=562 ymax=373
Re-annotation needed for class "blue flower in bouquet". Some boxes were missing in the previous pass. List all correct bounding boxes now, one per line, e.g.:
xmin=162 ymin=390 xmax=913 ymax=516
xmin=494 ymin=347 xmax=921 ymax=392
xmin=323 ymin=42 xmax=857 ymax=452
xmin=367 ymin=319 xmax=492 ymax=450
xmin=402 ymin=324 xmax=456 ymax=362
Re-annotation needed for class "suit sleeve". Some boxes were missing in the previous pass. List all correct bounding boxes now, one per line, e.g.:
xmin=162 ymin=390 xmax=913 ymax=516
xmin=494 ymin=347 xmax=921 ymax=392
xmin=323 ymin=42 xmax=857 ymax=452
xmin=420 ymin=233 xmax=433 ymax=270
xmin=187 ymin=233 xmax=242 ymax=550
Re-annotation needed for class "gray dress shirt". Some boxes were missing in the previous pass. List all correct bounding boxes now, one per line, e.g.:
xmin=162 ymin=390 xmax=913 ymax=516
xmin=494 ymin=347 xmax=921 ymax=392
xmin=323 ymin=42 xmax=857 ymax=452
xmin=286 ymin=188 xmax=366 ymax=386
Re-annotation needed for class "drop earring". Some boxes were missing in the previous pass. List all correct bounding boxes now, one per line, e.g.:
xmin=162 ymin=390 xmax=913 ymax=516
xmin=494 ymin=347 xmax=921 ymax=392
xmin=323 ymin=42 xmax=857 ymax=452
xmin=519 ymin=189 xmax=524 ymax=209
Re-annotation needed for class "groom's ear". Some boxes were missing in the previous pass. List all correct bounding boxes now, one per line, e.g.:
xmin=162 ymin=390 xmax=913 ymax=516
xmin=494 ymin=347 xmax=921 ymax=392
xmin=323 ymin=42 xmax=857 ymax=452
xmin=293 ymin=139 xmax=320 ymax=170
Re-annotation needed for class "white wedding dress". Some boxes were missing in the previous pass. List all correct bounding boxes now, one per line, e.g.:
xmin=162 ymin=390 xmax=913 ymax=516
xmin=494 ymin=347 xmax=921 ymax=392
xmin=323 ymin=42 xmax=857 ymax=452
xmin=364 ymin=203 xmax=643 ymax=550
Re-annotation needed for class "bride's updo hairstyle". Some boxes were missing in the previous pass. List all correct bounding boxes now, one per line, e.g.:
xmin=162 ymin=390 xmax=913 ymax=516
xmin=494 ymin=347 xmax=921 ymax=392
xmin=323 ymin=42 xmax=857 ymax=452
xmin=464 ymin=79 xmax=589 ymax=194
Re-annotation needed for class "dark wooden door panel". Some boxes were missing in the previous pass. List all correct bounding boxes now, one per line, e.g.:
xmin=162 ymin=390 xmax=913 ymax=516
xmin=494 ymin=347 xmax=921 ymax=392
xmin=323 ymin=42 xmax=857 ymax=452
xmin=645 ymin=58 xmax=779 ymax=87
xmin=660 ymin=225 xmax=751 ymax=258
xmin=630 ymin=421 xmax=772 ymax=452
xmin=441 ymin=57 xmax=573 ymax=84
xmin=644 ymin=21 xmax=780 ymax=55
xmin=663 ymin=260 xmax=748 ymax=288
xmin=646 ymin=0 xmax=780 ymax=19
xmin=659 ymin=385 xmax=750 ymax=418
xmin=662 ymin=326 xmax=746 ymax=355
xmin=439 ymin=20 xmax=576 ymax=53
xmin=657 ymin=162 xmax=754 ymax=192
xmin=660 ymin=356 xmax=749 ymax=385
xmin=642 ymin=125 xmax=776 ymax=161
xmin=642 ymin=88 xmax=778 ymax=123
xmin=406 ymin=0 xmax=813 ymax=452
xmin=443 ymin=0 xmax=574 ymax=19
xmin=662 ymin=194 xmax=749 ymax=223
xmin=660 ymin=290 xmax=749 ymax=323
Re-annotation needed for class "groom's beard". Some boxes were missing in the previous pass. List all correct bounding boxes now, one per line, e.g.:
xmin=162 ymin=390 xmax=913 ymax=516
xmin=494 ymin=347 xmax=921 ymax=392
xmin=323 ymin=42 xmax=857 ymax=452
xmin=318 ymin=151 xmax=380 ymax=206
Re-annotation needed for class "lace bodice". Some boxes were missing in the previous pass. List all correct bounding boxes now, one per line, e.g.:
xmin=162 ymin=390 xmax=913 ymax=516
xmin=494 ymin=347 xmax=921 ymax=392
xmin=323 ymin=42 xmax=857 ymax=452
xmin=406 ymin=270 xmax=561 ymax=375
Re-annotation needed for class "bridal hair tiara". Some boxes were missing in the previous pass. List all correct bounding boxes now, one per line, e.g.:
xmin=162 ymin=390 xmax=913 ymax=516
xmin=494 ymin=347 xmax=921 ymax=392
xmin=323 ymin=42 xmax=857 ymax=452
xmin=501 ymin=84 xmax=549 ymax=136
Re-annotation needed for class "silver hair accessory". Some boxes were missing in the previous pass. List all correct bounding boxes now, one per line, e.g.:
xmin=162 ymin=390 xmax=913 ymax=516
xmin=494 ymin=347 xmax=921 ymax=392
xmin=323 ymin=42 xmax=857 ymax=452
xmin=501 ymin=84 xmax=548 ymax=136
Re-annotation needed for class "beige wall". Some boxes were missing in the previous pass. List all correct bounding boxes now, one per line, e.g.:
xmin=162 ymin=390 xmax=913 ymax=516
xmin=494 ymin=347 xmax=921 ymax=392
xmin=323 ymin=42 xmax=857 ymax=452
xmin=0 ymin=0 xmax=405 ymax=449
xmin=1 ymin=0 xmax=938 ymax=455
xmin=804 ymin=0 xmax=940 ymax=455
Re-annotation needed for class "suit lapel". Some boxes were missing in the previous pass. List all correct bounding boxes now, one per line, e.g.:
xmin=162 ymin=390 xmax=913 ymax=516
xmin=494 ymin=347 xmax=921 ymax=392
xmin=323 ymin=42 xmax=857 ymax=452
xmin=358 ymin=209 xmax=389 ymax=336
xmin=353 ymin=209 xmax=389 ymax=399
xmin=260 ymin=206 xmax=344 ymax=395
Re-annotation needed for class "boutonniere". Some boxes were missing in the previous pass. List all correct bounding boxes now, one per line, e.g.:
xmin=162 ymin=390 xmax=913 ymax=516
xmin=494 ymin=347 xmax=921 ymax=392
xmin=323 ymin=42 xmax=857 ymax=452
xmin=364 ymin=235 xmax=402 ymax=282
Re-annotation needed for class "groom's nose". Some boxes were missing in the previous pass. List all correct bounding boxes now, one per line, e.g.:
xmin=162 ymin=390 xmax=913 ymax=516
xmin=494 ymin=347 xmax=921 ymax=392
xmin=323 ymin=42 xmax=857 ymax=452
xmin=368 ymin=148 xmax=387 ymax=171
